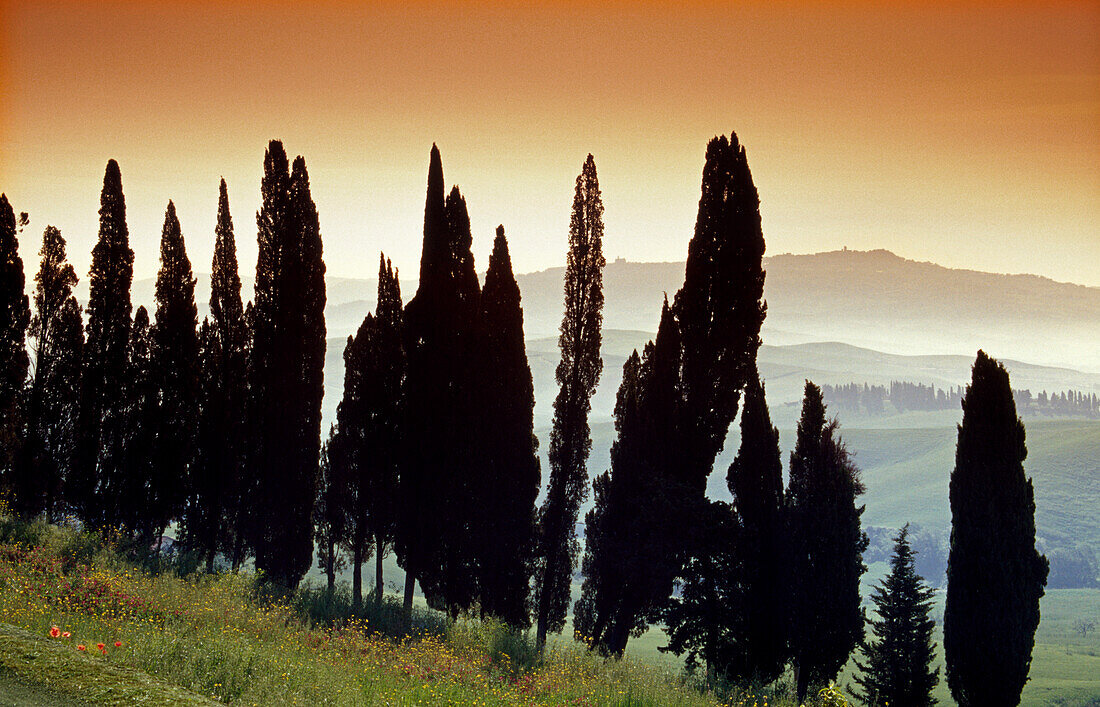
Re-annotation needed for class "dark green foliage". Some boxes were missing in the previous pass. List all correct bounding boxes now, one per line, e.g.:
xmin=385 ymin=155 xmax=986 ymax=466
xmin=314 ymin=436 xmax=348 ymax=592
xmin=535 ymin=154 xmax=605 ymax=646
xmin=660 ymin=500 xmax=742 ymax=687
xmin=787 ymin=381 xmax=869 ymax=701
xmin=187 ymin=179 xmax=249 ymax=571
xmin=399 ymin=146 xmax=482 ymax=616
xmin=853 ymin=525 xmax=940 ymax=707
xmin=725 ymin=372 xmax=788 ymax=684
xmin=73 ymin=161 xmax=134 ymax=529
xmin=148 ymin=201 xmax=199 ymax=540
xmin=118 ymin=306 xmax=156 ymax=536
xmin=18 ymin=226 xmax=82 ymax=520
xmin=0 ymin=195 xmax=30 ymax=489
xmin=248 ymin=141 xmax=327 ymax=589
xmin=477 ymin=227 xmax=540 ymax=627
xmin=329 ymin=255 xmax=405 ymax=607
xmin=575 ymin=134 xmax=767 ymax=655
xmin=944 ymin=350 xmax=1048 ymax=707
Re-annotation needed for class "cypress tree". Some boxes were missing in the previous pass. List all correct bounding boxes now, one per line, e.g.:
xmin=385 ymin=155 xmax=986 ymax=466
xmin=187 ymin=179 xmax=249 ymax=571
xmin=534 ymin=154 xmax=605 ymax=647
xmin=398 ymin=146 xmax=482 ymax=616
xmin=148 ymin=201 xmax=199 ymax=542
xmin=248 ymin=142 xmax=327 ymax=588
xmin=853 ymin=524 xmax=940 ymax=707
xmin=18 ymin=226 xmax=81 ymax=520
xmin=944 ymin=351 xmax=1048 ymax=707
xmin=119 ymin=306 xmax=156 ymax=537
xmin=0 ymin=195 xmax=30 ymax=490
xmin=787 ymin=381 xmax=869 ymax=701
xmin=314 ymin=433 xmax=348 ymax=592
xmin=74 ymin=160 xmax=134 ymax=529
xmin=725 ymin=371 xmax=788 ymax=684
xmin=477 ymin=226 xmax=540 ymax=627
xmin=575 ymin=133 xmax=767 ymax=655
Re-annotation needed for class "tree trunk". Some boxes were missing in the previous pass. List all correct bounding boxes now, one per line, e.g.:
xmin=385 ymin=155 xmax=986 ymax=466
xmin=352 ymin=542 xmax=363 ymax=610
xmin=535 ymin=551 xmax=555 ymax=650
xmin=403 ymin=571 xmax=415 ymax=615
xmin=794 ymin=662 xmax=807 ymax=704
xmin=375 ymin=535 xmax=384 ymax=604
xmin=325 ymin=537 xmax=336 ymax=593
xmin=206 ymin=548 xmax=215 ymax=574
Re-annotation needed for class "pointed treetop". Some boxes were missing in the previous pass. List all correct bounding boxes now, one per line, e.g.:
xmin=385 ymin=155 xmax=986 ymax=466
xmin=417 ymin=144 xmax=449 ymax=292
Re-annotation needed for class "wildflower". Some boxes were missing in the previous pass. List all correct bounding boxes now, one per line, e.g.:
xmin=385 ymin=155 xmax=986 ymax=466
xmin=62 ymin=631 xmax=71 ymax=638
xmin=114 ymin=641 xmax=122 ymax=647
xmin=77 ymin=644 xmax=86 ymax=651
xmin=49 ymin=626 xmax=60 ymax=638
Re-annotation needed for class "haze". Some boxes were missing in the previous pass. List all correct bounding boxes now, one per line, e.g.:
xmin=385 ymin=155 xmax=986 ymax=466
xmin=2 ymin=1 xmax=1098 ymax=286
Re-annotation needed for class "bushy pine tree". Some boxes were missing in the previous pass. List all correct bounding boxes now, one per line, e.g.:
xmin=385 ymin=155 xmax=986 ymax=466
xmin=148 ymin=201 xmax=199 ymax=542
xmin=74 ymin=160 xmax=134 ymax=529
xmin=0 ymin=195 xmax=30 ymax=490
xmin=188 ymin=179 xmax=249 ymax=571
xmin=477 ymin=226 xmax=540 ymax=627
xmin=330 ymin=256 xmax=405 ymax=607
xmin=575 ymin=133 xmax=767 ymax=655
xmin=18 ymin=226 xmax=82 ymax=520
xmin=787 ymin=381 xmax=869 ymax=701
xmin=944 ymin=351 xmax=1048 ymax=707
xmin=248 ymin=142 xmax=327 ymax=588
xmin=854 ymin=524 xmax=940 ymax=707
xmin=725 ymin=371 xmax=788 ymax=684
xmin=535 ymin=154 xmax=605 ymax=647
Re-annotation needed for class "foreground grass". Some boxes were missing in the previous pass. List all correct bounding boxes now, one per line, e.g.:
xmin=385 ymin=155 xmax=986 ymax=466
xmin=0 ymin=518 xmax=828 ymax=706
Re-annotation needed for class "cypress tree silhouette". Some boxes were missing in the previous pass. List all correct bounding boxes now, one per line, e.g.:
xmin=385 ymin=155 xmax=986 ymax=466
xmin=314 ymin=433 xmax=348 ymax=592
xmin=944 ymin=351 xmax=1048 ymax=707
xmin=148 ymin=201 xmax=199 ymax=542
xmin=0 ymin=195 xmax=31 ymax=506
xmin=477 ymin=226 xmax=540 ymax=627
xmin=725 ymin=371 xmax=788 ymax=684
xmin=187 ymin=179 xmax=249 ymax=571
xmin=535 ymin=154 xmax=605 ymax=647
xmin=330 ymin=255 xmax=405 ymax=607
xmin=399 ymin=146 xmax=482 ymax=616
xmin=119 ymin=306 xmax=156 ymax=537
xmin=575 ymin=133 xmax=766 ymax=655
xmin=787 ymin=381 xmax=869 ymax=701
xmin=19 ymin=226 xmax=81 ymax=520
xmin=853 ymin=524 xmax=940 ymax=707
xmin=248 ymin=141 xmax=327 ymax=588
xmin=73 ymin=161 xmax=134 ymax=529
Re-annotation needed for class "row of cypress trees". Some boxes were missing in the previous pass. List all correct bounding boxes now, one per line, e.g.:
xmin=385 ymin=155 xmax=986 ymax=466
xmin=0 ymin=133 xmax=1049 ymax=705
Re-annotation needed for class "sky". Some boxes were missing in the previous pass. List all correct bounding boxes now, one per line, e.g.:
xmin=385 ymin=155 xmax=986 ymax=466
xmin=2 ymin=1 xmax=1099 ymax=288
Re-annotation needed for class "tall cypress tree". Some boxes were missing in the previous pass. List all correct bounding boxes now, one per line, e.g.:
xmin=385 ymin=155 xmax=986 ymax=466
xmin=315 ymin=432 xmax=348 ymax=592
xmin=574 ymin=133 xmax=767 ymax=655
xmin=854 ymin=524 xmax=940 ymax=707
xmin=148 ymin=201 xmax=199 ymax=541
xmin=248 ymin=142 xmax=326 ymax=588
xmin=725 ymin=371 xmax=788 ymax=684
xmin=398 ymin=146 xmax=482 ymax=616
xmin=477 ymin=226 xmax=540 ymax=627
xmin=944 ymin=351 xmax=1048 ymax=707
xmin=74 ymin=160 xmax=134 ymax=529
xmin=787 ymin=381 xmax=869 ymax=701
xmin=18 ymin=226 xmax=81 ymax=520
xmin=188 ymin=179 xmax=249 ymax=571
xmin=119 ymin=306 xmax=156 ymax=536
xmin=0 ymin=196 xmax=31 ymax=505
xmin=534 ymin=154 xmax=605 ymax=647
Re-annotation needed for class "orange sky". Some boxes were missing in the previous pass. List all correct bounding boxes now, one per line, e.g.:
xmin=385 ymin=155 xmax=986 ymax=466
xmin=2 ymin=1 xmax=1099 ymax=287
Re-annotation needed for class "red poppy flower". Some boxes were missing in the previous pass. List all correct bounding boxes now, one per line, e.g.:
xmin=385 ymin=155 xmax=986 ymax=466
xmin=62 ymin=632 xmax=71 ymax=638
xmin=77 ymin=645 xmax=86 ymax=651
xmin=49 ymin=626 xmax=60 ymax=638
xmin=114 ymin=641 xmax=122 ymax=647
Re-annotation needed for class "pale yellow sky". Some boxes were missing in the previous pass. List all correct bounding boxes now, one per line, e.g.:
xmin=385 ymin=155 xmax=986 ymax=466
xmin=2 ymin=1 xmax=1099 ymax=286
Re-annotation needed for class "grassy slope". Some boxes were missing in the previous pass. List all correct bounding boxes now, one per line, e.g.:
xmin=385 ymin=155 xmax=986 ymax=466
xmin=0 ymin=622 xmax=215 ymax=706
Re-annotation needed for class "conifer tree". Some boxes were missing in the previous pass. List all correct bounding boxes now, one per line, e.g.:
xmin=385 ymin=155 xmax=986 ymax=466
xmin=854 ymin=524 xmax=940 ymax=707
xmin=18 ymin=226 xmax=81 ymax=520
xmin=944 ymin=351 xmax=1048 ymax=707
xmin=574 ymin=133 xmax=767 ymax=655
xmin=187 ymin=179 xmax=249 ymax=571
xmin=148 ymin=201 xmax=199 ymax=541
xmin=74 ymin=160 xmax=134 ymax=529
xmin=0 ymin=196 xmax=30 ymax=507
xmin=248 ymin=142 xmax=327 ymax=588
xmin=399 ymin=146 xmax=482 ymax=616
xmin=787 ymin=381 xmax=869 ymax=701
xmin=314 ymin=433 xmax=348 ymax=592
xmin=725 ymin=371 xmax=788 ymax=684
xmin=119 ymin=306 xmax=156 ymax=536
xmin=535 ymin=154 xmax=605 ymax=647
xmin=477 ymin=226 xmax=540 ymax=627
